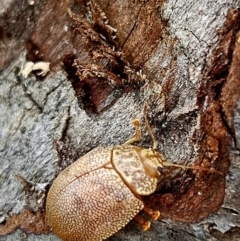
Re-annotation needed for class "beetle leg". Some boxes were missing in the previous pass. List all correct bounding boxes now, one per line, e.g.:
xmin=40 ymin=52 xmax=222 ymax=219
xmin=144 ymin=206 xmax=160 ymax=220
xmin=123 ymin=119 xmax=142 ymax=145
xmin=134 ymin=207 xmax=160 ymax=231
xmin=134 ymin=215 xmax=151 ymax=231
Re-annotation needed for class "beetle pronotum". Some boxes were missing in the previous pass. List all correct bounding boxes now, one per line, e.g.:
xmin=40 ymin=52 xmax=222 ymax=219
xmin=46 ymin=106 xmax=220 ymax=241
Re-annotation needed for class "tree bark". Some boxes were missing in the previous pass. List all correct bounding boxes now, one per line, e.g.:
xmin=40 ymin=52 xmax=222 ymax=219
xmin=0 ymin=0 xmax=240 ymax=240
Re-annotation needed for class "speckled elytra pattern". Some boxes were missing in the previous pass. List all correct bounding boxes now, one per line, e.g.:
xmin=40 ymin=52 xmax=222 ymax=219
xmin=46 ymin=146 xmax=144 ymax=241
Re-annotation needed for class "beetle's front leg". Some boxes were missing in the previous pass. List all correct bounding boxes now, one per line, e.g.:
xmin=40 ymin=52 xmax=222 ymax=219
xmin=123 ymin=119 xmax=142 ymax=145
xmin=144 ymin=206 xmax=160 ymax=220
xmin=134 ymin=215 xmax=151 ymax=231
xmin=134 ymin=206 xmax=160 ymax=231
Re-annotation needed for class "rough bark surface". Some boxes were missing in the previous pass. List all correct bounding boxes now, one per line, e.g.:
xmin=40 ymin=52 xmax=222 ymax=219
xmin=0 ymin=0 xmax=240 ymax=240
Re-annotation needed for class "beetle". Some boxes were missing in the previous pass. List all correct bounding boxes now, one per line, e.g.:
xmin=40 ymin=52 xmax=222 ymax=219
xmin=46 ymin=108 xmax=219 ymax=241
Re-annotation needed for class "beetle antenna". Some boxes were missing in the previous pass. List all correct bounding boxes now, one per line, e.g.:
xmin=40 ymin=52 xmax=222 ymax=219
xmin=162 ymin=161 xmax=223 ymax=175
xmin=144 ymin=105 xmax=158 ymax=150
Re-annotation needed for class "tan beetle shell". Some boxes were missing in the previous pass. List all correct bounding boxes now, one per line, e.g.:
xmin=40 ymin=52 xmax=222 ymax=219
xmin=46 ymin=144 xmax=163 ymax=241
